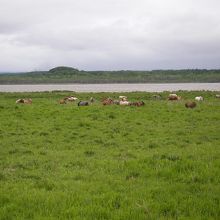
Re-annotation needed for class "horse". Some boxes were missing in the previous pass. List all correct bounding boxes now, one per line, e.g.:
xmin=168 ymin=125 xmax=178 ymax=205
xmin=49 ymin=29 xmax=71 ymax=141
xmin=102 ymin=98 xmax=114 ymax=105
xmin=64 ymin=96 xmax=78 ymax=102
xmin=195 ymin=96 xmax=204 ymax=101
xmin=16 ymin=98 xmax=32 ymax=104
xmin=59 ymin=99 xmax=67 ymax=104
xmin=185 ymin=101 xmax=196 ymax=108
xmin=168 ymin=94 xmax=181 ymax=100
xmin=78 ymin=101 xmax=89 ymax=106
xmin=129 ymin=101 xmax=145 ymax=106
xmin=119 ymin=100 xmax=130 ymax=106
xmin=119 ymin=96 xmax=127 ymax=101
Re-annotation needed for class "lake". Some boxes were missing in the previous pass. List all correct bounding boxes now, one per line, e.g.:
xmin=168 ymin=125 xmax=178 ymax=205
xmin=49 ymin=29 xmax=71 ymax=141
xmin=0 ymin=83 xmax=220 ymax=92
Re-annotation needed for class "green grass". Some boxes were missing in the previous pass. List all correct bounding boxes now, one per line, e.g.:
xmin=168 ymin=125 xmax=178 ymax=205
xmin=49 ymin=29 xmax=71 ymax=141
xmin=0 ymin=91 xmax=220 ymax=219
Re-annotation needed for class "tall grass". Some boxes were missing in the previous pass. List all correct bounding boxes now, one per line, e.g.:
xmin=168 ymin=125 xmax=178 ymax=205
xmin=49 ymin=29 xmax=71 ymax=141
xmin=0 ymin=91 xmax=220 ymax=219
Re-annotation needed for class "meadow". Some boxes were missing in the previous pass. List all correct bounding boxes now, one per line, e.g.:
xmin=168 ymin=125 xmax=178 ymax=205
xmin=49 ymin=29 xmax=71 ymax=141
xmin=0 ymin=91 xmax=220 ymax=219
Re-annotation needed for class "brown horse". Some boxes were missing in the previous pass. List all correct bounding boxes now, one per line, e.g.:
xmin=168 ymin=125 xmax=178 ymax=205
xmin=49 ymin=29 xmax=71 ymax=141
xmin=129 ymin=101 xmax=145 ymax=106
xmin=102 ymin=98 xmax=114 ymax=105
xmin=168 ymin=94 xmax=181 ymax=101
xmin=59 ymin=99 xmax=67 ymax=104
xmin=185 ymin=101 xmax=196 ymax=108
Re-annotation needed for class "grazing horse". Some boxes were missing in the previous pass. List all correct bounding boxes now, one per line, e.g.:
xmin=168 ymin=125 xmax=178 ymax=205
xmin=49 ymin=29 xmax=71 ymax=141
xmin=102 ymin=98 xmax=114 ymax=105
xmin=195 ymin=96 xmax=204 ymax=101
xmin=59 ymin=99 xmax=67 ymax=104
xmin=24 ymin=99 xmax=32 ymax=104
xmin=168 ymin=94 xmax=181 ymax=100
xmin=185 ymin=101 xmax=196 ymax=108
xmin=64 ymin=96 xmax=78 ymax=102
xmin=119 ymin=100 xmax=130 ymax=106
xmin=215 ymin=94 xmax=220 ymax=98
xmin=129 ymin=101 xmax=145 ymax=106
xmin=16 ymin=99 xmax=25 ymax=104
xmin=119 ymin=96 xmax=127 ymax=101
xmin=16 ymin=98 xmax=32 ymax=104
xmin=137 ymin=101 xmax=145 ymax=106
xmin=78 ymin=101 xmax=89 ymax=106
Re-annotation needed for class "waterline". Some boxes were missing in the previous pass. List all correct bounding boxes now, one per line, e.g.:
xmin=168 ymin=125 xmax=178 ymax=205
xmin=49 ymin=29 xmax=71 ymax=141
xmin=0 ymin=83 xmax=220 ymax=92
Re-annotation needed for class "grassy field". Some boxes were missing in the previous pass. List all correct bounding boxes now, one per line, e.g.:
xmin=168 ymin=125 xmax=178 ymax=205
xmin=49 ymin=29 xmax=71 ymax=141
xmin=0 ymin=91 xmax=220 ymax=219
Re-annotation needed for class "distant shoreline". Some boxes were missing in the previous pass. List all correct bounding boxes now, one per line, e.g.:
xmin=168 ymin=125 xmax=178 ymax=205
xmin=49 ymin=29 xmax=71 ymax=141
xmin=1 ymin=83 xmax=220 ymax=92
xmin=0 ymin=82 xmax=220 ymax=85
xmin=0 ymin=67 xmax=220 ymax=84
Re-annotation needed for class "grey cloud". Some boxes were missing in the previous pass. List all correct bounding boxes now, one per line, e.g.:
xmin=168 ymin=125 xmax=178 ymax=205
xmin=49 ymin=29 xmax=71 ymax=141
xmin=0 ymin=0 xmax=220 ymax=71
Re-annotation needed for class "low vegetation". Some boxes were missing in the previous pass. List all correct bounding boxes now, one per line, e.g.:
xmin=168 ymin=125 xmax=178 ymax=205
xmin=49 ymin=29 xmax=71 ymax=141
xmin=0 ymin=66 xmax=220 ymax=84
xmin=0 ymin=91 xmax=220 ymax=219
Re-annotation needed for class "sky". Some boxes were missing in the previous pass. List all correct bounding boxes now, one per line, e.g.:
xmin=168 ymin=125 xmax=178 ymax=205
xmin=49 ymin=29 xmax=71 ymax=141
xmin=0 ymin=0 xmax=220 ymax=72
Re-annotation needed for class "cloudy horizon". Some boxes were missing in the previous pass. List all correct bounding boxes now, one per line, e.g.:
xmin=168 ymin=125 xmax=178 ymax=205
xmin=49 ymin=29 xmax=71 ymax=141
xmin=0 ymin=0 xmax=220 ymax=72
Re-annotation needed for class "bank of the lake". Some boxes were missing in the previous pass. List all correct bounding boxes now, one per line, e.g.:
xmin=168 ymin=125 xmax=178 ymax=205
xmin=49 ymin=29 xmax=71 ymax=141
xmin=0 ymin=83 xmax=220 ymax=92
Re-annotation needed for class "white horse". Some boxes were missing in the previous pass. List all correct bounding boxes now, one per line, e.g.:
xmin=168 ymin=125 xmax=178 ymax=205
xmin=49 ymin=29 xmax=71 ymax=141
xmin=66 ymin=96 xmax=78 ymax=101
xmin=195 ymin=96 xmax=204 ymax=101
xmin=119 ymin=96 xmax=127 ymax=101
xmin=119 ymin=100 xmax=130 ymax=106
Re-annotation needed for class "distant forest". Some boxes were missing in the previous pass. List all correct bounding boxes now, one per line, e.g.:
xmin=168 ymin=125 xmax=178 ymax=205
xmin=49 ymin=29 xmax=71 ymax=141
xmin=0 ymin=66 xmax=220 ymax=84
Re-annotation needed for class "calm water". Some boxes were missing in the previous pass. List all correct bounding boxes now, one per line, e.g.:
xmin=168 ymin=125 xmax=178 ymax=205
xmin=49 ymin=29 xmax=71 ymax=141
xmin=0 ymin=83 xmax=220 ymax=92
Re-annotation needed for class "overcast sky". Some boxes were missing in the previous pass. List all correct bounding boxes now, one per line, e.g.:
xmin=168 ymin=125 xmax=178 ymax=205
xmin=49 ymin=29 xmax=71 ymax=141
xmin=0 ymin=0 xmax=220 ymax=71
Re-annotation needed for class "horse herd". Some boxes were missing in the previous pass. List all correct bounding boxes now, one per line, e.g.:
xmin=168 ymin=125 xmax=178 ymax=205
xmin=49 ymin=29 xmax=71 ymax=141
xmin=15 ymin=94 xmax=220 ymax=109
xmin=102 ymin=96 xmax=145 ymax=107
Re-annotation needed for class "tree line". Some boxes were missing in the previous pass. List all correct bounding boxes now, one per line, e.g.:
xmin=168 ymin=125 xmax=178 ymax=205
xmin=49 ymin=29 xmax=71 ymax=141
xmin=0 ymin=67 xmax=220 ymax=84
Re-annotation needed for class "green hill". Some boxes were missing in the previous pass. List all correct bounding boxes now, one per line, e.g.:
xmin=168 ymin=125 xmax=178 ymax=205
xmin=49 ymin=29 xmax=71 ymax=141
xmin=48 ymin=66 xmax=81 ymax=74
xmin=0 ymin=67 xmax=220 ymax=84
